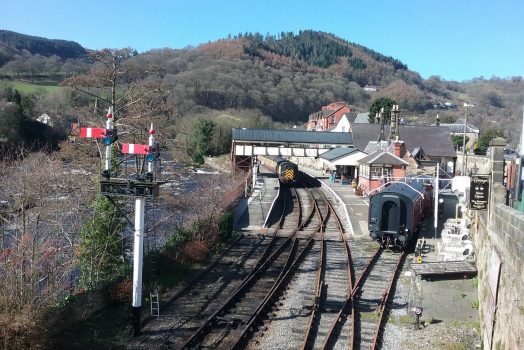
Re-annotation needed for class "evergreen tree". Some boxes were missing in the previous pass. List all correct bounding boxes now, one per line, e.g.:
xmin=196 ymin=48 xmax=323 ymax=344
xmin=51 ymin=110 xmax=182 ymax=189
xmin=474 ymin=128 xmax=504 ymax=155
xmin=368 ymin=97 xmax=397 ymax=123
xmin=78 ymin=192 xmax=125 ymax=289
xmin=188 ymin=119 xmax=216 ymax=165
xmin=452 ymin=135 xmax=469 ymax=151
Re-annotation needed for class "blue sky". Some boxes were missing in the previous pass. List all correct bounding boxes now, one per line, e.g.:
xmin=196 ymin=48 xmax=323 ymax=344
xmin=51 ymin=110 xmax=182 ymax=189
xmin=2 ymin=0 xmax=523 ymax=81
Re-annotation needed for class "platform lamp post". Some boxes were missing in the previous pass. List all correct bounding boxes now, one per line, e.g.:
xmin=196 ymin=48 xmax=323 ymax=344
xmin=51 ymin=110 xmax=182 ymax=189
xmin=462 ymin=103 xmax=475 ymax=175
xmin=433 ymin=162 xmax=446 ymax=239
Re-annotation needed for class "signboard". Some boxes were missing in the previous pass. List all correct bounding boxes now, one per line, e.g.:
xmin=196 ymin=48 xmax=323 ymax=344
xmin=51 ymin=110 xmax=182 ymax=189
xmin=470 ymin=175 xmax=489 ymax=210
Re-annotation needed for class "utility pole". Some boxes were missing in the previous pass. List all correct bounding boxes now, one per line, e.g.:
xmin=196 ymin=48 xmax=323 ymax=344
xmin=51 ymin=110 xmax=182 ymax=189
xmin=462 ymin=103 xmax=475 ymax=175
xmin=434 ymin=162 xmax=439 ymax=239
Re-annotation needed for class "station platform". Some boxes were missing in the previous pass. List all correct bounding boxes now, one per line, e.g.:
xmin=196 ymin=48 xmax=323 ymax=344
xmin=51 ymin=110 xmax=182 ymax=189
xmin=233 ymin=169 xmax=280 ymax=233
xmin=234 ymin=166 xmax=370 ymax=238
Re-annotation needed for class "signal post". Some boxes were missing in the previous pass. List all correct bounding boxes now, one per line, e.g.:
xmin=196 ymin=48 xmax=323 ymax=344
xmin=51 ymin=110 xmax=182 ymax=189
xmin=81 ymin=116 xmax=162 ymax=336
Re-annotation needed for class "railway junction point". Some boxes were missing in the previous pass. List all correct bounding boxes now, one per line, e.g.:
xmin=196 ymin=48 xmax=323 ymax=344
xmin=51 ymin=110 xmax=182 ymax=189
xmin=234 ymin=167 xmax=479 ymax=326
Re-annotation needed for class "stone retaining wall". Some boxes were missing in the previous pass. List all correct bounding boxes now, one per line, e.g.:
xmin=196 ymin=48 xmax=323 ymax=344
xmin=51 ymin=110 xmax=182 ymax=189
xmin=474 ymin=205 xmax=524 ymax=349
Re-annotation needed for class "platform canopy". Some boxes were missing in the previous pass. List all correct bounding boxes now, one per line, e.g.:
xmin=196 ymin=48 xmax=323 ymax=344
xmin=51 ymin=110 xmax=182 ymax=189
xmin=232 ymin=128 xmax=353 ymax=146
xmin=318 ymin=147 xmax=367 ymax=166
xmin=232 ymin=128 xmax=353 ymax=158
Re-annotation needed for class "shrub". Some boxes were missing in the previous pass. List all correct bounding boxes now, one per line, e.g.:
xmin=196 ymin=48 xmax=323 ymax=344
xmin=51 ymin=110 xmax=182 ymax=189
xmin=219 ymin=211 xmax=234 ymax=241
xmin=182 ymin=241 xmax=209 ymax=263
xmin=111 ymin=279 xmax=133 ymax=305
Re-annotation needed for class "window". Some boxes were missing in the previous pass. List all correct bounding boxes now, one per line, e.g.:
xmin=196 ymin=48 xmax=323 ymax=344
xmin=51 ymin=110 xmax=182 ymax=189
xmin=383 ymin=167 xmax=392 ymax=181
xmin=370 ymin=166 xmax=382 ymax=179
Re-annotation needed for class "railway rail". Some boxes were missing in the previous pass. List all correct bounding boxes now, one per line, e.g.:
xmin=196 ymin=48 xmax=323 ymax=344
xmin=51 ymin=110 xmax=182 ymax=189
xmin=179 ymin=186 xmax=304 ymax=349
xmin=131 ymin=170 xmax=408 ymax=350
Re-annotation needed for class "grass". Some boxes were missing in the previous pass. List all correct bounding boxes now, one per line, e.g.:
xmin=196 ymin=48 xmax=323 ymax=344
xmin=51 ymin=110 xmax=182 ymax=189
xmin=360 ymin=240 xmax=381 ymax=253
xmin=0 ymin=80 xmax=62 ymax=95
xmin=389 ymin=314 xmax=415 ymax=324
xmin=471 ymin=276 xmax=478 ymax=287
xmin=359 ymin=311 xmax=380 ymax=322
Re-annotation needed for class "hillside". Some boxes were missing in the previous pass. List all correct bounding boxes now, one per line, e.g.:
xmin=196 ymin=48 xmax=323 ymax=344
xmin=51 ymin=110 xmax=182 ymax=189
xmin=1 ymin=30 xmax=523 ymax=145
xmin=0 ymin=30 xmax=89 ymax=78
xmin=0 ymin=30 xmax=86 ymax=61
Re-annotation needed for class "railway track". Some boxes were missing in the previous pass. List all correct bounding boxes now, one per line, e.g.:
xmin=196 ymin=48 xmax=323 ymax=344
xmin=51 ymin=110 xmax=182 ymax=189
xmin=132 ymin=171 xmax=407 ymax=350
xmin=351 ymin=248 xmax=406 ymax=349
xmin=178 ymin=187 xmax=304 ymax=349
xmin=132 ymin=234 xmax=272 ymax=349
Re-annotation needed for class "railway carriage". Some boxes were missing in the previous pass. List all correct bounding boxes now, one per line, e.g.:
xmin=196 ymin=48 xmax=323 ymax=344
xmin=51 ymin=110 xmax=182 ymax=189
xmin=258 ymin=155 xmax=298 ymax=184
xmin=368 ymin=178 xmax=433 ymax=248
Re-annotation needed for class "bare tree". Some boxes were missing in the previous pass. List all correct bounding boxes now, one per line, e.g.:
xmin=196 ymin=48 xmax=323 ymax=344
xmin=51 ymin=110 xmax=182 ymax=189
xmin=0 ymin=151 xmax=91 ymax=348
xmin=62 ymin=48 xmax=176 ymax=148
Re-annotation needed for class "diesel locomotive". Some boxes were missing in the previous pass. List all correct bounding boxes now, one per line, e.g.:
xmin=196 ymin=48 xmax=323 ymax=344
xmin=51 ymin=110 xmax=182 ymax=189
xmin=257 ymin=155 xmax=298 ymax=184
xmin=368 ymin=178 xmax=433 ymax=248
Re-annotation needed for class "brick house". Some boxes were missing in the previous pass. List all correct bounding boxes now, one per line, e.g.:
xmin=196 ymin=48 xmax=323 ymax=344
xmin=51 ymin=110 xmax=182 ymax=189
xmin=306 ymin=102 xmax=352 ymax=131
xmin=357 ymin=140 xmax=408 ymax=195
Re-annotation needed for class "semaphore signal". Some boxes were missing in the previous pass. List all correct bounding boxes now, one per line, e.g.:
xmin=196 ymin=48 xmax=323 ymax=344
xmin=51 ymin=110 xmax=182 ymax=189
xmin=78 ymin=110 xmax=163 ymax=336
xmin=79 ymin=127 xmax=106 ymax=138
xmin=122 ymin=143 xmax=150 ymax=155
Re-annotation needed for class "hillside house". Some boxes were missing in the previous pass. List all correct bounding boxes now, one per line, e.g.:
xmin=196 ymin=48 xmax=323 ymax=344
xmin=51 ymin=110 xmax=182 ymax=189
xmin=306 ymin=102 xmax=352 ymax=131
xmin=330 ymin=113 xmax=352 ymax=133
xmin=36 ymin=113 xmax=53 ymax=126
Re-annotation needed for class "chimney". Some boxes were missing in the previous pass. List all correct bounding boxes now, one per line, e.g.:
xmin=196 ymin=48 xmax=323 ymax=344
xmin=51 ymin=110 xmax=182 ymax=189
xmin=393 ymin=138 xmax=402 ymax=157
xmin=436 ymin=114 xmax=440 ymax=127
xmin=389 ymin=105 xmax=400 ymax=140
xmin=377 ymin=109 xmax=384 ymax=141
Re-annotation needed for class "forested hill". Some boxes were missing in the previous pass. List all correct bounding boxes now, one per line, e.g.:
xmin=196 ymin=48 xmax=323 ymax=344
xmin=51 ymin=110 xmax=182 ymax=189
xmin=1 ymin=30 xmax=523 ymax=144
xmin=139 ymin=30 xmax=432 ymax=121
xmin=0 ymin=30 xmax=87 ymax=65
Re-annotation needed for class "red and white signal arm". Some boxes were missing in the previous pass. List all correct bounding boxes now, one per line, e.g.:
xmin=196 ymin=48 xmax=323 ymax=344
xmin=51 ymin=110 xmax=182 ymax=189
xmin=80 ymin=127 xmax=106 ymax=138
xmin=121 ymin=144 xmax=149 ymax=155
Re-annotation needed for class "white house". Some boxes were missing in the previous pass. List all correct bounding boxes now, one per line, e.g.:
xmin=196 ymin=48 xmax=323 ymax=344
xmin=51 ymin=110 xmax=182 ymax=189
xmin=331 ymin=113 xmax=351 ymax=133
xmin=36 ymin=113 xmax=53 ymax=126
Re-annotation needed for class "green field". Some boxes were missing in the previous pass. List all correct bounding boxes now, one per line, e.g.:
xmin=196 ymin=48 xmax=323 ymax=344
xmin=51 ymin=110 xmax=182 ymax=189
xmin=0 ymin=80 xmax=63 ymax=95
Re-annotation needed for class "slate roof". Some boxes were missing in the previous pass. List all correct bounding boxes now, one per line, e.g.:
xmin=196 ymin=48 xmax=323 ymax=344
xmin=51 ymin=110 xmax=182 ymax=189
xmin=345 ymin=112 xmax=359 ymax=124
xmin=318 ymin=147 xmax=360 ymax=161
xmin=431 ymin=123 xmax=480 ymax=133
xmin=354 ymin=112 xmax=370 ymax=124
xmin=232 ymin=128 xmax=353 ymax=145
xmin=358 ymin=150 xmax=409 ymax=166
xmin=363 ymin=140 xmax=391 ymax=154
xmin=351 ymin=124 xmax=456 ymax=158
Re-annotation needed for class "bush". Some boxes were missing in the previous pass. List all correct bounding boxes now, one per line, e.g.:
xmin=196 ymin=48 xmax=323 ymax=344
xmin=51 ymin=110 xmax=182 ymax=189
xmin=111 ymin=279 xmax=133 ymax=305
xmin=182 ymin=241 xmax=209 ymax=263
xmin=219 ymin=211 xmax=234 ymax=241
xmin=0 ymin=307 xmax=47 ymax=349
xmin=162 ymin=227 xmax=191 ymax=262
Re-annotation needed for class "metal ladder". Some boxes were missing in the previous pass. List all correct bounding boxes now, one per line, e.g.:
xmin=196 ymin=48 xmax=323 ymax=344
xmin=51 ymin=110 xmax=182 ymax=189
xmin=150 ymin=290 xmax=160 ymax=317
